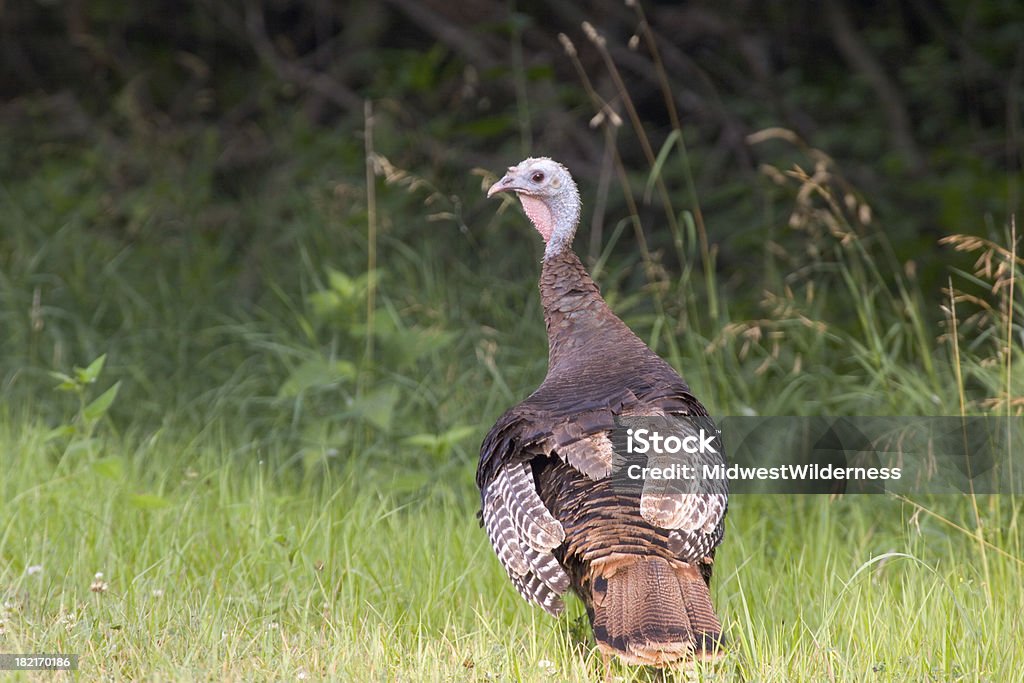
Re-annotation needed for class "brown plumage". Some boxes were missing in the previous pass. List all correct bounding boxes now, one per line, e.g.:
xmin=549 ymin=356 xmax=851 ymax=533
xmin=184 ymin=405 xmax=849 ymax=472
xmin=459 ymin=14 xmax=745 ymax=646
xmin=478 ymin=158 xmax=728 ymax=666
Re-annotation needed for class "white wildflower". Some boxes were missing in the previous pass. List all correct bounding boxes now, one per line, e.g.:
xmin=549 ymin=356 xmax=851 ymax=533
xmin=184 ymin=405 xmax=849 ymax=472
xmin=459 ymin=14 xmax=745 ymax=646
xmin=90 ymin=572 xmax=109 ymax=593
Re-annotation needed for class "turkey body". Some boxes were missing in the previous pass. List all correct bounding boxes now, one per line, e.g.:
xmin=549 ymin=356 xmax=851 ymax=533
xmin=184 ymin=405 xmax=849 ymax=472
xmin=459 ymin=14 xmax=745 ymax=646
xmin=476 ymin=179 xmax=728 ymax=668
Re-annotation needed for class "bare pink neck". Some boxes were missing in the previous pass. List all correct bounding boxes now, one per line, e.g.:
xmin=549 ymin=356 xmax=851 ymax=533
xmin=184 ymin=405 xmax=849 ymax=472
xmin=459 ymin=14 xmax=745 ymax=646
xmin=519 ymin=195 xmax=553 ymax=242
xmin=517 ymin=190 xmax=581 ymax=258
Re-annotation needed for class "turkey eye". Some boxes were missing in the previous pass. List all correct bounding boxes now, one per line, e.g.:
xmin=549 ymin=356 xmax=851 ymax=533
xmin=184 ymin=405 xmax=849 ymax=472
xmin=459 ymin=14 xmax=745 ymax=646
xmin=531 ymin=172 xmax=545 ymax=183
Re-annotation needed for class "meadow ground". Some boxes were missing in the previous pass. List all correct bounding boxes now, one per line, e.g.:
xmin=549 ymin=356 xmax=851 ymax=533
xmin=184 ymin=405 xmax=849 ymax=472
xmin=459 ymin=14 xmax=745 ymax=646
xmin=1 ymin=419 xmax=1021 ymax=681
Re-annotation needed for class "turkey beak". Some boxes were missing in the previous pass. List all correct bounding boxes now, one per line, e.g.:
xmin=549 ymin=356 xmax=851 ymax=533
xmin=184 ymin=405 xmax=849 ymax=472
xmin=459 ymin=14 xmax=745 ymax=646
xmin=487 ymin=173 xmax=521 ymax=198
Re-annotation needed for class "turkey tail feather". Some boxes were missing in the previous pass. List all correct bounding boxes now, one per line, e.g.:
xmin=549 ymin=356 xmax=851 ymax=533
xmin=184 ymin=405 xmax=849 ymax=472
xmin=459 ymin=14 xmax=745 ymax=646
xmin=590 ymin=557 xmax=723 ymax=666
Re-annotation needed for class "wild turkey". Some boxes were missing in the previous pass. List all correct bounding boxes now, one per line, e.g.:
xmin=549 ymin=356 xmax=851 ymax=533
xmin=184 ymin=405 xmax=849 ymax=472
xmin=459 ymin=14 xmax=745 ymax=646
xmin=479 ymin=157 xmax=728 ymax=666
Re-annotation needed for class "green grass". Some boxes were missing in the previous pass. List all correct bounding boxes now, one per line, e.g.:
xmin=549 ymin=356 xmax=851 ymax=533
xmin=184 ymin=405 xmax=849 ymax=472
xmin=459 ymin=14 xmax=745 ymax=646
xmin=1 ymin=419 xmax=1020 ymax=681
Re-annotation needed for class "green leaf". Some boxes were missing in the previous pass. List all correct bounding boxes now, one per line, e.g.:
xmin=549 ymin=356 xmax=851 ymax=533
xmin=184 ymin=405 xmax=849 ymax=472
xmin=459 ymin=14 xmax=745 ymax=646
xmin=278 ymin=359 xmax=356 ymax=398
xmin=84 ymin=381 xmax=121 ymax=421
xmin=127 ymin=493 xmax=171 ymax=510
xmin=439 ymin=425 xmax=478 ymax=444
xmin=349 ymin=385 xmax=399 ymax=431
xmin=326 ymin=268 xmax=355 ymax=299
xmin=307 ymin=290 xmax=343 ymax=319
xmin=43 ymin=425 xmax=76 ymax=442
xmin=91 ymin=457 xmax=125 ymax=480
xmin=65 ymin=438 xmax=98 ymax=458
xmin=49 ymin=371 xmax=80 ymax=393
xmin=644 ymin=129 xmax=681 ymax=203
xmin=75 ymin=354 xmax=107 ymax=385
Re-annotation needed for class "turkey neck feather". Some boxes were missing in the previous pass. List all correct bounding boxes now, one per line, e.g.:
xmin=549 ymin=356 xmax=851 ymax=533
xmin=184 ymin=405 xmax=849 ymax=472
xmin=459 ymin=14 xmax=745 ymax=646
xmin=539 ymin=250 xmax=638 ymax=374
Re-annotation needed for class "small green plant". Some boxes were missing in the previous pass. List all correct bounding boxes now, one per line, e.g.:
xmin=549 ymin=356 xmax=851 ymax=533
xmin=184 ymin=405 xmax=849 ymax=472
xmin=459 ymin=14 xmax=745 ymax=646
xmin=46 ymin=354 xmax=121 ymax=447
xmin=265 ymin=261 xmax=457 ymax=446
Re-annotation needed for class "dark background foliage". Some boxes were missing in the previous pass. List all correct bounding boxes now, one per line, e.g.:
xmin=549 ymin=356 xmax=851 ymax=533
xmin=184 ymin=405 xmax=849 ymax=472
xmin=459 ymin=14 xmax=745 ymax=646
xmin=4 ymin=1 xmax=1020 ymax=243
xmin=1 ymin=0 xmax=1022 ymax=430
